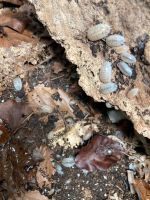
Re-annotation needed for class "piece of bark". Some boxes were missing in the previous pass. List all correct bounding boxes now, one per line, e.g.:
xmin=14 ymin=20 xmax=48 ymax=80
xmin=28 ymin=0 xmax=150 ymax=138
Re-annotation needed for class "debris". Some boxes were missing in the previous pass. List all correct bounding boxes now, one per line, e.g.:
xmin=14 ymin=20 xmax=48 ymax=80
xmin=28 ymin=85 xmax=56 ymax=114
xmin=36 ymin=145 xmax=55 ymax=189
xmin=75 ymin=135 xmax=125 ymax=172
xmin=133 ymin=179 xmax=150 ymax=200
xmin=13 ymin=76 xmax=22 ymax=91
xmin=0 ymin=100 xmax=32 ymax=129
xmin=108 ymin=192 xmax=121 ymax=200
xmin=0 ymin=10 xmax=28 ymax=33
xmin=62 ymin=156 xmax=75 ymax=168
xmin=127 ymin=170 xmax=135 ymax=194
xmin=52 ymin=61 xmax=65 ymax=74
xmin=32 ymin=148 xmax=44 ymax=162
xmin=28 ymin=85 xmax=87 ymax=118
xmin=64 ymin=120 xmax=99 ymax=148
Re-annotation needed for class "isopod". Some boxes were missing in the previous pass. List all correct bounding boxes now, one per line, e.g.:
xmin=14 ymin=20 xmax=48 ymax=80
xmin=117 ymin=61 xmax=133 ymax=77
xmin=107 ymin=110 xmax=125 ymax=123
xmin=100 ymin=83 xmax=118 ymax=94
xmin=99 ymin=61 xmax=112 ymax=83
xmin=13 ymin=76 xmax=22 ymax=91
xmin=114 ymin=45 xmax=129 ymax=54
xmin=87 ymin=23 xmax=111 ymax=41
xmin=106 ymin=34 xmax=125 ymax=47
xmin=121 ymin=52 xmax=136 ymax=64
xmin=127 ymin=88 xmax=139 ymax=99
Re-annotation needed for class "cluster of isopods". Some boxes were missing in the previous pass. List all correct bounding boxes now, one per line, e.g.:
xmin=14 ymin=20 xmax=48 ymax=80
xmin=87 ymin=23 xmax=139 ymax=98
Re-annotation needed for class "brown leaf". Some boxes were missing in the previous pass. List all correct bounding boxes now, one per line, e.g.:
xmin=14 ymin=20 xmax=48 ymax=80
xmin=0 ymin=120 xmax=10 ymax=144
xmin=36 ymin=145 xmax=55 ymax=189
xmin=0 ymin=0 xmax=24 ymax=6
xmin=28 ymin=85 xmax=56 ymax=114
xmin=28 ymin=85 xmax=87 ymax=118
xmin=133 ymin=179 xmax=150 ymax=200
xmin=52 ymin=61 xmax=64 ymax=74
xmin=0 ymin=10 xmax=28 ymax=33
xmin=75 ymin=135 xmax=125 ymax=172
xmin=0 ymin=100 xmax=32 ymax=130
xmin=0 ymin=26 xmax=38 ymax=48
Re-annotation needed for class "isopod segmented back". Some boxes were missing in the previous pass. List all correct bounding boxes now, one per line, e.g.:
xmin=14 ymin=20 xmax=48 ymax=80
xmin=117 ymin=61 xmax=133 ymax=77
xmin=121 ymin=52 xmax=136 ymax=64
xmin=99 ymin=61 xmax=112 ymax=83
xmin=87 ymin=23 xmax=111 ymax=41
xmin=100 ymin=82 xmax=118 ymax=94
xmin=106 ymin=34 xmax=125 ymax=47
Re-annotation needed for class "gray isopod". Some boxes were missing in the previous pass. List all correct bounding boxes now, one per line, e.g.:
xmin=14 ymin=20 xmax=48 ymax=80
xmin=100 ymin=82 xmax=118 ymax=94
xmin=106 ymin=34 xmax=125 ymax=47
xmin=121 ymin=52 xmax=136 ymax=64
xmin=127 ymin=88 xmax=139 ymax=99
xmin=117 ymin=61 xmax=133 ymax=77
xmin=87 ymin=23 xmax=111 ymax=41
xmin=99 ymin=61 xmax=112 ymax=83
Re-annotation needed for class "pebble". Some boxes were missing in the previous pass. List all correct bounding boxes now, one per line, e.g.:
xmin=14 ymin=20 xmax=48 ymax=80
xmin=13 ymin=77 xmax=22 ymax=91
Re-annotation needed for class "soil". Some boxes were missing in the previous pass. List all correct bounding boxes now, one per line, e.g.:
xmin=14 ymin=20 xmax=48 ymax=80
xmin=51 ymin=148 xmax=137 ymax=200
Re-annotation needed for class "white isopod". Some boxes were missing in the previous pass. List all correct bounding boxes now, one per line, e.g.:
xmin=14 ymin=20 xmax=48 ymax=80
xmin=106 ymin=34 xmax=125 ymax=47
xmin=100 ymin=82 xmax=118 ymax=94
xmin=13 ymin=76 xmax=22 ymax=91
xmin=114 ymin=45 xmax=129 ymax=54
xmin=117 ymin=61 xmax=133 ymax=77
xmin=99 ymin=61 xmax=112 ymax=83
xmin=87 ymin=23 xmax=111 ymax=41
xmin=121 ymin=52 xmax=136 ymax=64
xmin=127 ymin=88 xmax=139 ymax=99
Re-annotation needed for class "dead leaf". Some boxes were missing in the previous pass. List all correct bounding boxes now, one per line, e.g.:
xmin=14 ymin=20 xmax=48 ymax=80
xmin=28 ymin=85 xmax=56 ymax=114
xmin=0 ymin=100 xmax=32 ymax=129
xmin=133 ymin=179 xmax=150 ymax=200
xmin=0 ymin=10 xmax=28 ymax=33
xmin=52 ymin=61 xmax=64 ymax=74
xmin=36 ymin=145 xmax=55 ymax=189
xmin=12 ymin=190 xmax=49 ymax=200
xmin=75 ymin=135 xmax=125 ymax=172
xmin=0 ymin=0 xmax=24 ymax=6
xmin=28 ymin=85 xmax=87 ymax=118
xmin=0 ymin=120 xmax=10 ymax=144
